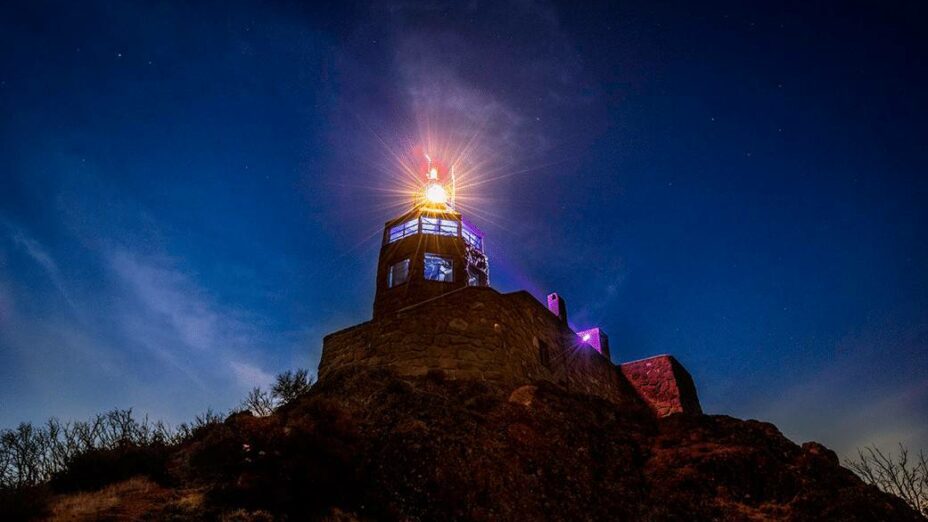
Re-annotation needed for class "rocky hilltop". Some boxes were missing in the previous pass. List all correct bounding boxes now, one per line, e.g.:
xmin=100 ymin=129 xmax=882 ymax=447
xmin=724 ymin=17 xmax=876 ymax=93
xmin=28 ymin=367 xmax=923 ymax=521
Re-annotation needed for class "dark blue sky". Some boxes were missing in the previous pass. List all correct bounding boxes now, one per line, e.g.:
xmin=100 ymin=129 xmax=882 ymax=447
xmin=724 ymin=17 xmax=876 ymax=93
xmin=1 ymin=1 xmax=926 ymax=457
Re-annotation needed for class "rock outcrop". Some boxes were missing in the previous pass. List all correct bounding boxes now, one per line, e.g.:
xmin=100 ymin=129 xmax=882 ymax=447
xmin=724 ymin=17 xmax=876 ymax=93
xmin=32 ymin=367 xmax=924 ymax=521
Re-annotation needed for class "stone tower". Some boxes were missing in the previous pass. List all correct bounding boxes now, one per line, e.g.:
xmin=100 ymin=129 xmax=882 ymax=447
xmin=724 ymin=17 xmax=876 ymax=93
xmin=372 ymin=166 xmax=489 ymax=318
xmin=318 ymin=158 xmax=702 ymax=418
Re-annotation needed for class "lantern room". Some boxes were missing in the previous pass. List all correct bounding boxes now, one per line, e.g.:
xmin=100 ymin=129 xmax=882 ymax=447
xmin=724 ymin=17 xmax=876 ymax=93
xmin=372 ymin=162 xmax=490 ymax=318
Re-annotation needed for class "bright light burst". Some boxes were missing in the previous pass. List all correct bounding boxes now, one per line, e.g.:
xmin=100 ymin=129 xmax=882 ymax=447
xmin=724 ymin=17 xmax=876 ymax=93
xmin=361 ymin=128 xmax=514 ymax=224
xmin=344 ymin=109 xmax=556 ymax=239
xmin=424 ymin=183 xmax=448 ymax=205
xmin=326 ymin=113 xmax=559 ymax=280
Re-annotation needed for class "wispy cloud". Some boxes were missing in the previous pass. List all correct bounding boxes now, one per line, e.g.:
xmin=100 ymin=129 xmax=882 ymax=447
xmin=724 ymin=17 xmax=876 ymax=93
xmin=3 ymin=221 xmax=76 ymax=309
xmin=11 ymin=231 xmax=58 ymax=275
xmin=110 ymin=250 xmax=226 ymax=353
xmin=230 ymin=360 xmax=275 ymax=389
xmin=0 ymin=223 xmax=285 ymax=427
xmin=107 ymin=248 xmax=275 ymax=393
xmin=382 ymin=0 xmax=592 ymax=159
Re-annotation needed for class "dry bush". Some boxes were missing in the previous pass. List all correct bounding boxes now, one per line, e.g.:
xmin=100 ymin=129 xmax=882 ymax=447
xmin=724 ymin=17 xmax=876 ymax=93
xmin=47 ymin=476 xmax=172 ymax=521
xmin=271 ymin=369 xmax=314 ymax=405
xmin=241 ymin=387 xmax=275 ymax=417
xmin=240 ymin=369 xmax=315 ymax=417
xmin=0 ymin=368 xmax=312 ymax=495
xmin=846 ymin=444 xmax=928 ymax=516
xmin=180 ymin=395 xmax=363 ymax=518
xmin=0 ymin=408 xmax=222 ymax=490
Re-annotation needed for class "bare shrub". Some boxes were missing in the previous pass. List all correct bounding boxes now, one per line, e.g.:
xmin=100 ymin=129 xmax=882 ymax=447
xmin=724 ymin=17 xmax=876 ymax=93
xmin=0 ymin=369 xmax=312 ymax=492
xmin=241 ymin=387 xmax=275 ymax=417
xmin=0 ymin=408 xmax=221 ymax=490
xmin=271 ymin=369 xmax=314 ymax=406
xmin=0 ymin=423 xmax=46 ymax=488
xmin=846 ymin=443 xmax=928 ymax=516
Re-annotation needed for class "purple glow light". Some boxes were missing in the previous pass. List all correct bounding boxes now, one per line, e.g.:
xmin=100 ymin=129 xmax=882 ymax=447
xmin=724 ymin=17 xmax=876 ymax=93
xmin=547 ymin=292 xmax=567 ymax=323
xmin=577 ymin=328 xmax=605 ymax=355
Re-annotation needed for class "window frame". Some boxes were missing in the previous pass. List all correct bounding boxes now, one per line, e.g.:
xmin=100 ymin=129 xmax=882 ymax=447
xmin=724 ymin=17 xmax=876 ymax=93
xmin=462 ymin=224 xmax=483 ymax=250
xmin=423 ymin=253 xmax=454 ymax=283
xmin=538 ymin=339 xmax=551 ymax=368
xmin=387 ymin=258 xmax=410 ymax=288
xmin=387 ymin=219 xmax=419 ymax=243
xmin=421 ymin=216 xmax=459 ymax=237
xmin=386 ymin=215 xmax=467 ymax=244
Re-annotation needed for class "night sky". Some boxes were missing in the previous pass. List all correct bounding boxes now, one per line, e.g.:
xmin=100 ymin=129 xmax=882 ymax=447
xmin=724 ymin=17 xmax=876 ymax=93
xmin=2 ymin=1 xmax=926 ymax=458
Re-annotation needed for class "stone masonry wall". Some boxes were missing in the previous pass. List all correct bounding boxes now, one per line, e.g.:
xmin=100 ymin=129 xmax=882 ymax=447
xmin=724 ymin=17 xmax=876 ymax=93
xmin=619 ymin=356 xmax=702 ymax=416
xmin=319 ymin=321 xmax=372 ymax=378
xmin=319 ymin=286 xmax=700 ymax=415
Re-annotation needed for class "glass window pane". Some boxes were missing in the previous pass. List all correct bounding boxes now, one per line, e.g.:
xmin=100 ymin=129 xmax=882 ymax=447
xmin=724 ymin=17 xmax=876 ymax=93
xmin=387 ymin=259 xmax=410 ymax=287
xmin=421 ymin=217 xmax=459 ymax=237
xmin=462 ymin=224 xmax=482 ymax=250
xmin=421 ymin=217 xmax=439 ymax=234
xmin=423 ymin=253 xmax=453 ymax=282
xmin=388 ymin=219 xmax=419 ymax=243
xmin=439 ymin=219 xmax=459 ymax=236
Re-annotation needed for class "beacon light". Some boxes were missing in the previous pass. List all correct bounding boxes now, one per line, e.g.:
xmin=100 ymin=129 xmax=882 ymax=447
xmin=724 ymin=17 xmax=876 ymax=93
xmin=420 ymin=154 xmax=455 ymax=209
xmin=425 ymin=183 xmax=448 ymax=205
xmin=581 ymin=333 xmax=592 ymax=342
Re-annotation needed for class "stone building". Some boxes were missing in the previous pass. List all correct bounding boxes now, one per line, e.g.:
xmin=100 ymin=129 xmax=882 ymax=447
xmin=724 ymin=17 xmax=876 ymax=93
xmin=318 ymin=164 xmax=701 ymax=417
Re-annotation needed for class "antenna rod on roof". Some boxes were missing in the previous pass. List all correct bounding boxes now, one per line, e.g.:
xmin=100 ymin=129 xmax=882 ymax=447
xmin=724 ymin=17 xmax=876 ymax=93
xmin=450 ymin=165 xmax=457 ymax=209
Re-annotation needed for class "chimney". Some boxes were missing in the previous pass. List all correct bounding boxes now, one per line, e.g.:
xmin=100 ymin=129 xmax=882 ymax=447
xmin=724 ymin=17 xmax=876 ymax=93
xmin=546 ymin=292 xmax=567 ymax=324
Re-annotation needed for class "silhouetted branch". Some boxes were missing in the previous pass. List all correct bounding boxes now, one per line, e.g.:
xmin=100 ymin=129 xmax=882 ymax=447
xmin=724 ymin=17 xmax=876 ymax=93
xmin=0 ymin=406 xmax=227 ymax=489
xmin=271 ymin=369 xmax=314 ymax=406
xmin=242 ymin=387 xmax=275 ymax=417
xmin=846 ymin=443 xmax=927 ymax=516
xmin=0 ymin=368 xmax=313 ymax=490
